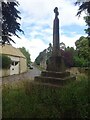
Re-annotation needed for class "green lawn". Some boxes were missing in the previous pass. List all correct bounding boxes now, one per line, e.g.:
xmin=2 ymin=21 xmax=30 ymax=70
xmin=2 ymin=76 xmax=89 ymax=119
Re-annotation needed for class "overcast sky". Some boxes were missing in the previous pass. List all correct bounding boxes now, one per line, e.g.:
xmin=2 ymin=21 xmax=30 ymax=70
xmin=11 ymin=0 xmax=87 ymax=62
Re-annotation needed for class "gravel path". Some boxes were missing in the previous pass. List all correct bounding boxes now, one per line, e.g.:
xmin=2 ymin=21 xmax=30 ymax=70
xmin=1 ymin=66 xmax=41 ymax=84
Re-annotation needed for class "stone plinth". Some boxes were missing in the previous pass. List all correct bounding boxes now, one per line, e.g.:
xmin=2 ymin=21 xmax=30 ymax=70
xmin=34 ymin=71 xmax=76 ymax=86
xmin=41 ymin=71 xmax=70 ymax=78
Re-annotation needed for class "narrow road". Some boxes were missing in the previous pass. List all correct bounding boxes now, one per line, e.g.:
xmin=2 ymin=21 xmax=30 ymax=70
xmin=25 ymin=66 xmax=41 ymax=80
xmin=2 ymin=66 xmax=41 ymax=83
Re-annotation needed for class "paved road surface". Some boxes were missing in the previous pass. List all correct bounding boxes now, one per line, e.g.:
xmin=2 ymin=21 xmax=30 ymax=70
xmin=26 ymin=66 xmax=41 ymax=79
xmin=2 ymin=66 xmax=41 ymax=83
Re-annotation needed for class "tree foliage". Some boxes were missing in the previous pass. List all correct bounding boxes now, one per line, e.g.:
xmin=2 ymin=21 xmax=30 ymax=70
xmin=35 ymin=43 xmax=53 ymax=65
xmin=35 ymin=37 xmax=90 ymax=68
xmin=75 ymin=1 xmax=90 ymax=16
xmin=75 ymin=36 xmax=89 ymax=59
xmin=1 ymin=1 xmax=23 ymax=44
xmin=84 ymin=16 xmax=90 ymax=36
xmin=62 ymin=47 xmax=76 ymax=68
xmin=35 ymin=49 xmax=47 ymax=65
xmin=75 ymin=36 xmax=90 ymax=67
xmin=73 ymin=56 xmax=88 ymax=67
xmin=75 ymin=1 xmax=90 ymax=45
xmin=35 ymin=43 xmax=75 ymax=68
xmin=19 ymin=47 xmax=31 ymax=65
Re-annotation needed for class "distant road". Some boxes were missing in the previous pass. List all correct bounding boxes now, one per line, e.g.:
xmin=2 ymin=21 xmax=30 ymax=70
xmin=26 ymin=66 xmax=41 ymax=80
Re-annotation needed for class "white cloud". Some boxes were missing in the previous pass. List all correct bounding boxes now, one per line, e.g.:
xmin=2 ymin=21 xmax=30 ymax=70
xmin=18 ymin=0 xmax=86 ymax=26
xmin=60 ymin=33 xmax=86 ymax=48
xmin=11 ymin=32 xmax=86 ymax=62
xmin=12 ymin=36 xmax=48 ymax=62
xmin=11 ymin=0 xmax=87 ymax=62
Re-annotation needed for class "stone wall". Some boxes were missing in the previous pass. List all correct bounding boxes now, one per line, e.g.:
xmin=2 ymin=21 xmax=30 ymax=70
xmin=66 ymin=67 xmax=89 ymax=75
xmin=20 ymin=57 xmax=27 ymax=73
xmin=0 ymin=69 xmax=10 ymax=77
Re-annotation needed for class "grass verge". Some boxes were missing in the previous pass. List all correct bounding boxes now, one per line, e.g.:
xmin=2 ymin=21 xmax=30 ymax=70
xmin=2 ymin=77 xmax=88 ymax=119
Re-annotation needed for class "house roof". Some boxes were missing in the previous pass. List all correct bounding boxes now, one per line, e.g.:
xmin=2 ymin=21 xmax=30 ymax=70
xmin=0 ymin=44 xmax=26 ymax=58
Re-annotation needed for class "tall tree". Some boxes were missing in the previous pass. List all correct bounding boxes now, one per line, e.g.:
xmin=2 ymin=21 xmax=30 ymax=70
xmin=75 ymin=36 xmax=89 ymax=59
xmin=1 ymin=1 xmax=23 ymax=44
xmin=35 ymin=49 xmax=47 ymax=65
xmin=35 ymin=43 xmax=52 ymax=65
xmin=75 ymin=36 xmax=90 ymax=67
xmin=19 ymin=47 xmax=31 ymax=65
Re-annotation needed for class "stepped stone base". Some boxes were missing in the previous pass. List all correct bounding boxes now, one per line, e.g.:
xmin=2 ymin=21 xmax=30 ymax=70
xmin=34 ymin=71 xmax=76 ymax=86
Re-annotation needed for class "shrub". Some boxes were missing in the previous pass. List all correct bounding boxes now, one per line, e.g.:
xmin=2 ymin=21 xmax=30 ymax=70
xmin=73 ymin=56 xmax=88 ymax=67
xmin=0 ymin=54 xmax=11 ymax=69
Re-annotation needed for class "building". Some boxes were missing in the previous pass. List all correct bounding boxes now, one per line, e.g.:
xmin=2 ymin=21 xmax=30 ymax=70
xmin=0 ymin=44 xmax=27 ymax=77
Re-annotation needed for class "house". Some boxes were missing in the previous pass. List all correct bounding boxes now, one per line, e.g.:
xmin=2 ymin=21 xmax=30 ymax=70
xmin=0 ymin=44 xmax=27 ymax=77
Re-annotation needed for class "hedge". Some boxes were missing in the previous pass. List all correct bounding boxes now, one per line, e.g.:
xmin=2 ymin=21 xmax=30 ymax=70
xmin=0 ymin=54 xmax=11 ymax=69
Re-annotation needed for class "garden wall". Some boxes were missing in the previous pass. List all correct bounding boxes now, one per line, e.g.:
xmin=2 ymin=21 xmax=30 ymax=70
xmin=66 ymin=67 xmax=89 ymax=75
xmin=0 ymin=69 xmax=10 ymax=77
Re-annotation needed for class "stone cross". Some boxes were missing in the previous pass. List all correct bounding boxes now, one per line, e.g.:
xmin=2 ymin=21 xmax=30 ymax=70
xmin=54 ymin=7 xmax=59 ymax=18
xmin=53 ymin=7 xmax=60 ymax=56
xmin=46 ymin=7 xmax=65 ymax=72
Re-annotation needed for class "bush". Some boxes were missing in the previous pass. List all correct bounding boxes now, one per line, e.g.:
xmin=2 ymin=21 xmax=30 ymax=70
xmin=73 ymin=56 xmax=88 ymax=67
xmin=0 ymin=54 xmax=11 ymax=69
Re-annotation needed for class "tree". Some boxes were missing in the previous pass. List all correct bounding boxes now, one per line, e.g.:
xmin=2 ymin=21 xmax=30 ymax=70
xmin=84 ymin=16 xmax=90 ymax=36
xmin=61 ymin=49 xmax=74 ymax=68
xmin=35 ymin=43 xmax=53 ymax=65
xmin=75 ymin=36 xmax=90 ymax=67
xmin=60 ymin=46 xmax=75 ymax=68
xmin=75 ymin=36 xmax=89 ymax=59
xmin=1 ymin=1 xmax=23 ymax=44
xmin=73 ymin=55 xmax=88 ymax=67
xmin=75 ymin=1 xmax=90 ymax=16
xmin=35 ymin=49 xmax=47 ymax=65
xmin=75 ymin=1 xmax=90 ymax=45
xmin=19 ymin=47 xmax=31 ymax=65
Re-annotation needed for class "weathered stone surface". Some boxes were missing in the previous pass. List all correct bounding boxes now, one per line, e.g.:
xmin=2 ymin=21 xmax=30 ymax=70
xmin=52 ymin=7 xmax=60 ymax=57
xmin=46 ymin=7 xmax=65 ymax=72
xmin=35 ymin=75 xmax=76 ymax=85
xmin=41 ymin=71 xmax=70 ymax=78
xmin=34 ymin=7 xmax=76 ymax=86
xmin=46 ymin=56 xmax=65 ymax=72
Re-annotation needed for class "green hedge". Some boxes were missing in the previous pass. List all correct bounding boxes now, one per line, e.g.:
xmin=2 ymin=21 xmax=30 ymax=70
xmin=0 ymin=54 xmax=11 ymax=69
